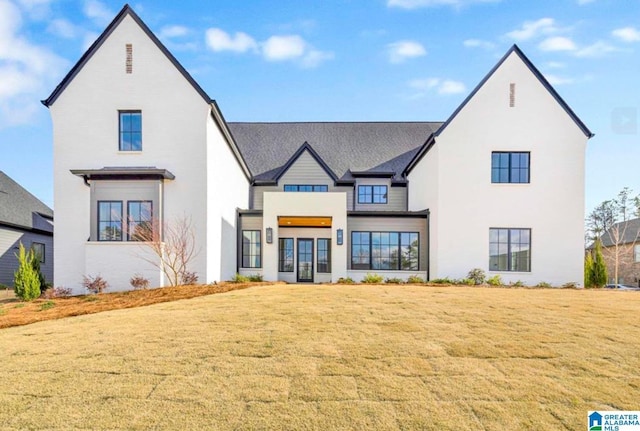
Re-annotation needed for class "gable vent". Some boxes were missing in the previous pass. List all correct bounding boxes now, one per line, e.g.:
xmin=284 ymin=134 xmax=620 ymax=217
xmin=126 ymin=43 xmax=133 ymax=74
xmin=509 ymin=82 xmax=516 ymax=107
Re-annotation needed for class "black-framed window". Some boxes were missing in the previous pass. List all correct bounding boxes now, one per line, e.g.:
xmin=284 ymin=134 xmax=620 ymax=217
xmin=317 ymin=238 xmax=331 ymax=273
xmin=119 ymin=111 xmax=142 ymax=151
xmin=127 ymin=201 xmax=152 ymax=241
xmin=491 ymin=152 xmax=529 ymax=183
xmin=358 ymin=185 xmax=388 ymax=204
xmin=31 ymin=242 xmax=45 ymax=263
xmin=283 ymin=185 xmax=328 ymax=192
xmin=242 ymin=230 xmax=261 ymax=268
xmin=352 ymin=231 xmax=419 ymax=271
xmin=279 ymin=238 xmax=294 ymax=272
xmin=98 ymin=201 xmax=123 ymax=241
xmin=489 ymin=228 xmax=531 ymax=272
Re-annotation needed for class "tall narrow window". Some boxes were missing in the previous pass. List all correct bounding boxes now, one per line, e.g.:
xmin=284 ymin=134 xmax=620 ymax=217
xmin=98 ymin=201 xmax=123 ymax=241
xmin=119 ymin=111 xmax=142 ymax=151
xmin=351 ymin=232 xmax=371 ymax=269
xmin=242 ymin=230 xmax=261 ymax=268
xmin=400 ymin=232 xmax=419 ymax=270
xmin=127 ymin=201 xmax=153 ymax=241
xmin=317 ymin=238 xmax=331 ymax=273
xmin=31 ymin=242 xmax=45 ymax=263
xmin=279 ymin=238 xmax=294 ymax=272
xmin=372 ymin=232 xmax=398 ymax=270
xmin=491 ymin=152 xmax=529 ymax=183
xmin=489 ymin=228 xmax=531 ymax=272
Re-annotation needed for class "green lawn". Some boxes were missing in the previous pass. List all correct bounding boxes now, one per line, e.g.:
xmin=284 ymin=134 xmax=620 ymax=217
xmin=1 ymin=284 xmax=639 ymax=430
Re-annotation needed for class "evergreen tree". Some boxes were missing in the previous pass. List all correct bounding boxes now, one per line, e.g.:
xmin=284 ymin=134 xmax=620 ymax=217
xmin=584 ymin=251 xmax=594 ymax=288
xmin=591 ymin=239 xmax=608 ymax=288
xmin=13 ymin=243 xmax=41 ymax=301
xmin=31 ymin=248 xmax=47 ymax=293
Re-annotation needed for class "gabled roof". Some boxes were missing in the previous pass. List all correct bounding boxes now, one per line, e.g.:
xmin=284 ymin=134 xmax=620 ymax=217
xmin=0 ymin=171 xmax=53 ymax=233
xmin=436 ymin=44 xmax=593 ymax=139
xmin=597 ymin=218 xmax=640 ymax=247
xmin=228 ymin=122 xmax=442 ymax=183
xmin=42 ymin=4 xmax=211 ymax=107
xmin=273 ymin=142 xmax=339 ymax=184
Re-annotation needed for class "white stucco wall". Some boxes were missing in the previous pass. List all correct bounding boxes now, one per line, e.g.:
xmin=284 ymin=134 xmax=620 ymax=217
xmin=262 ymin=192 xmax=348 ymax=282
xmin=49 ymin=14 xmax=215 ymax=292
xmin=409 ymin=51 xmax=588 ymax=286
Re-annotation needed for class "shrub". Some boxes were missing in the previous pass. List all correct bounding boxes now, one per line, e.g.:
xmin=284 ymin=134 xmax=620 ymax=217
xmin=486 ymin=275 xmax=503 ymax=286
xmin=247 ymin=274 xmax=264 ymax=282
xmin=14 ymin=243 xmax=41 ymax=301
xmin=562 ymin=282 xmax=578 ymax=289
xmin=510 ymin=280 xmax=525 ymax=287
xmin=0 ymin=283 xmax=10 ymax=291
xmin=82 ymin=275 xmax=108 ymax=294
xmin=39 ymin=301 xmax=55 ymax=311
xmin=536 ymin=281 xmax=552 ymax=288
xmin=231 ymin=273 xmax=249 ymax=283
xmin=361 ymin=273 xmax=384 ymax=284
xmin=42 ymin=286 xmax=72 ymax=299
xmin=584 ymin=251 xmax=594 ymax=288
xmin=591 ymin=239 xmax=607 ymax=288
xmin=431 ymin=278 xmax=454 ymax=284
xmin=130 ymin=274 xmax=150 ymax=290
xmin=337 ymin=277 xmax=354 ymax=284
xmin=180 ymin=271 xmax=199 ymax=285
xmin=455 ymin=278 xmax=475 ymax=286
xmin=384 ymin=277 xmax=404 ymax=284
xmin=406 ymin=275 xmax=424 ymax=284
xmin=467 ymin=268 xmax=486 ymax=285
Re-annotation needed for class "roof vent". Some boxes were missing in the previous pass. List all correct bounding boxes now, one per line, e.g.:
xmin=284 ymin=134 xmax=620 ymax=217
xmin=126 ymin=43 xmax=133 ymax=74
xmin=509 ymin=82 xmax=515 ymax=107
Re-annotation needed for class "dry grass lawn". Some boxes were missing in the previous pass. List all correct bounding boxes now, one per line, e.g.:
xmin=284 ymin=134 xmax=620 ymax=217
xmin=0 ymin=284 xmax=639 ymax=430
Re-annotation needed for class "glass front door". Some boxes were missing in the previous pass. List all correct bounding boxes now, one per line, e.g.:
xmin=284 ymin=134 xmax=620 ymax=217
xmin=297 ymin=239 xmax=314 ymax=282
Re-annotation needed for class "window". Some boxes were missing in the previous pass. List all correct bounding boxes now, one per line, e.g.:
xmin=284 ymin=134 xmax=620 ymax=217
xmin=491 ymin=152 xmax=529 ymax=183
xmin=242 ymin=230 xmax=261 ymax=268
xmin=119 ymin=111 xmax=142 ymax=151
xmin=283 ymin=185 xmax=328 ymax=192
xmin=358 ymin=185 xmax=388 ymax=204
xmin=351 ymin=231 xmax=419 ymax=271
xmin=635 ymin=245 xmax=640 ymax=263
xmin=127 ymin=201 xmax=152 ymax=241
xmin=489 ymin=228 xmax=531 ymax=272
xmin=31 ymin=242 xmax=45 ymax=263
xmin=317 ymin=238 xmax=331 ymax=273
xmin=279 ymin=238 xmax=294 ymax=272
xmin=98 ymin=201 xmax=123 ymax=241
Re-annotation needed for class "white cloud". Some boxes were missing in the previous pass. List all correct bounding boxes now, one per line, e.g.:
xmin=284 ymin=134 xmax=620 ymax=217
xmin=17 ymin=0 xmax=51 ymax=20
xmin=574 ymin=41 xmax=619 ymax=58
xmin=408 ymin=77 xmax=465 ymax=97
xmin=538 ymin=36 xmax=577 ymax=52
xmin=301 ymin=50 xmax=334 ymax=68
xmin=83 ymin=0 xmax=114 ymax=26
xmin=545 ymin=61 xmax=566 ymax=69
xmin=387 ymin=0 xmax=500 ymax=9
xmin=159 ymin=25 xmax=190 ymax=39
xmin=506 ymin=18 xmax=557 ymax=41
xmin=612 ymin=27 xmax=640 ymax=43
xmin=205 ymin=28 xmax=258 ymax=53
xmin=262 ymin=35 xmax=306 ymax=61
xmin=387 ymin=40 xmax=426 ymax=63
xmin=463 ymin=39 xmax=496 ymax=50
xmin=544 ymin=74 xmax=573 ymax=85
xmin=0 ymin=0 xmax=68 ymax=127
xmin=47 ymin=18 xmax=78 ymax=39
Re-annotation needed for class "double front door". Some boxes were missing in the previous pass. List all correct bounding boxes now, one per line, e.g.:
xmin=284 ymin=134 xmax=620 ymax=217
xmin=297 ymin=238 xmax=313 ymax=282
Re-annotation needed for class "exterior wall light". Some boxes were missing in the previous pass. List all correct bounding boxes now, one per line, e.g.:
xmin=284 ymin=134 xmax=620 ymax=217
xmin=337 ymin=228 xmax=343 ymax=245
xmin=266 ymin=227 xmax=273 ymax=244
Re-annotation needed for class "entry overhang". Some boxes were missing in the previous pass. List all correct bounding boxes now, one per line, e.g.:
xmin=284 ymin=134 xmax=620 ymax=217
xmin=278 ymin=216 xmax=332 ymax=228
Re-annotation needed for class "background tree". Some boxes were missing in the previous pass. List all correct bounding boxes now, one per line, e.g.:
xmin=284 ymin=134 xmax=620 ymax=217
xmin=13 ymin=243 xmax=41 ymax=301
xmin=586 ymin=200 xmax=617 ymax=242
xmin=591 ymin=239 xmax=607 ymax=288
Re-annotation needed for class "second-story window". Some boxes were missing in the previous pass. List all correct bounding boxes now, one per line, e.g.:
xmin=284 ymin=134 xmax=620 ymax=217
xmin=284 ymin=185 xmax=328 ymax=192
xmin=358 ymin=185 xmax=387 ymax=204
xmin=491 ymin=152 xmax=529 ymax=183
xmin=119 ymin=111 xmax=142 ymax=151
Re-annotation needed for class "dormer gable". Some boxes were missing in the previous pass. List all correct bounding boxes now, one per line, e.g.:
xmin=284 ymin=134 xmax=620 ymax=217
xmin=273 ymin=142 xmax=339 ymax=186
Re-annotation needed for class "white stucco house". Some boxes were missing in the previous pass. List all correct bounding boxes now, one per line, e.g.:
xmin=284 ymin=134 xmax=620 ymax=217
xmin=43 ymin=5 xmax=593 ymax=293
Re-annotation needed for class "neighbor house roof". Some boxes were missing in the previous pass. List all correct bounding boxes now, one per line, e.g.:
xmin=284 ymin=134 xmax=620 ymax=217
xmin=597 ymin=218 xmax=640 ymax=247
xmin=0 ymin=171 xmax=53 ymax=234
xmin=227 ymin=122 xmax=442 ymax=184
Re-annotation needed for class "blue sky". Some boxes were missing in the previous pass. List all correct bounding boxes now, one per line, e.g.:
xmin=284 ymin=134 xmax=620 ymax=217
xmin=0 ymin=0 xmax=638 ymax=214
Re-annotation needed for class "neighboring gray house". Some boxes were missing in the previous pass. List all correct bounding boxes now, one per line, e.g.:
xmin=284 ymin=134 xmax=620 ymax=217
xmin=0 ymin=171 xmax=53 ymax=286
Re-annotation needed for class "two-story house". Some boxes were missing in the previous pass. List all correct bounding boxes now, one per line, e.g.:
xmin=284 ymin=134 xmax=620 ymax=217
xmin=44 ymin=5 xmax=592 ymax=293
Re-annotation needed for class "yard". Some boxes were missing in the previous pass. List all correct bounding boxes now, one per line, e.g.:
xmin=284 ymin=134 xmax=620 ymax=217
xmin=0 ymin=284 xmax=639 ymax=430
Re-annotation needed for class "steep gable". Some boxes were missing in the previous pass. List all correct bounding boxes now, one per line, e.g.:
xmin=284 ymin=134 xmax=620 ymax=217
xmin=0 ymin=172 xmax=53 ymax=232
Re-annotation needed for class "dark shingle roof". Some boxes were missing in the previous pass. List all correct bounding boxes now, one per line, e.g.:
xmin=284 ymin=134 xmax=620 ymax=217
xmin=0 ymin=171 xmax=53 ymax=232
xmin=598 ymin=218 xmax=640 ymax=247
xmin=227 ymin=122 xmax=442 ymax=182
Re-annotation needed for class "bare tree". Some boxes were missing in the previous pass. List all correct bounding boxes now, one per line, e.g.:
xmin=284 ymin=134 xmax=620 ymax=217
xmin=601 ymin=220 xmax=640 ymax=285
xmin=135 ymin=216 xmax=199 ymax=287
xmin=586 ymin=200 xmax=618 ymax=242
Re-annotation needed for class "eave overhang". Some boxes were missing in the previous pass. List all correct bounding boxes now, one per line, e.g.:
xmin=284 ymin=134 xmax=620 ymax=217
xmin=70 ymin=167 xmax=175 ymax=181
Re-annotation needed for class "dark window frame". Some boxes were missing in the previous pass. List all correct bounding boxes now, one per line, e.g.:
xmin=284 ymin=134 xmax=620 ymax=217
xmin=491 ymin=151 xmax=530 ymax=184
xmin=283 ymin=185 xmax=328 ymax=192
xmin=278 ymin=238 xmax=294 ymax=272
xmin=127 ymin=201 xmax=153 ymax=241
xmin=98 ymin=200 xmax=123 ymax=241
xmin=489 ymin=228 xmax=531 ymax=272
xmin=119 ymin=110 xmax=142 ymax=151
xmin=31 ymin=242 xmax=45 ymax=263
xmin=351 ymin=231 xmax=419 ymax=271
xmin=242 ymin=230 xmax=262 ymax=268
xmin=357 ymin=185 xmax=388 ymax=204
xmin=317 ymin=238 xmax=331 ymax=273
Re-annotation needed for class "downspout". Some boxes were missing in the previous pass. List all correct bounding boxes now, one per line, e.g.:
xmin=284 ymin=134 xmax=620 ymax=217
xmin=236 ymin=208 xmax=240 ymax=275
xmin=426 ymin=208 xmax=430 ymax=281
